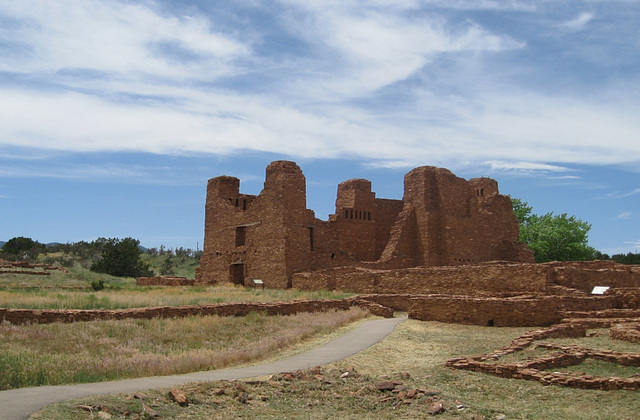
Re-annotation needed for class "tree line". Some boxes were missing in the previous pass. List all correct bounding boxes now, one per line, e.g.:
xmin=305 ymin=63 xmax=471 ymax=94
xmin=0 ymin=237 xmax=202 ymax=278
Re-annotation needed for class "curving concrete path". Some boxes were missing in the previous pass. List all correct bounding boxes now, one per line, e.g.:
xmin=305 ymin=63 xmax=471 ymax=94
xmin=0 ymin=316 xmax=406 ymax=420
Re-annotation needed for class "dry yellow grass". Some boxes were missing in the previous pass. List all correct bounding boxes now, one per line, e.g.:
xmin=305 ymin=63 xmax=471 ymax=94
xmin=0 ymin=282 xmax=353 ymax=309
xmin=0 ymin=307 xmax=369 ymax=390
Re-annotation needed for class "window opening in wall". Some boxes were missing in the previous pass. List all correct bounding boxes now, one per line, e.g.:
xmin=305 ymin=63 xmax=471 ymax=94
xmin=477 ymin=189 xmax=484 ymax=197
xmin=367 ymin=212 xmax=371 ymax=220
xmin=243 ymin=199 xmax=247 ymax=210
xmin=487 ymin=319 xmax=495 ymax=327
xmin=308 ymin=227 xmax=314 ymax=251
xmin=330 ymin=253 xmax=335 ymax=259
xmin=235 ymin=226 xmax=246 ymax=247
xmin=350 ymin=209 xmax=354 ymax=219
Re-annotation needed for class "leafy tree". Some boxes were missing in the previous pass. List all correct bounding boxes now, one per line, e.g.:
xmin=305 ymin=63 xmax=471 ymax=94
xmin=511 ymin=198 xmax=597 ymax=263
xmin=90 ymin=237 xmax=154 ymax=277
xmin=0 ymin=237 xmax=45 ymax=260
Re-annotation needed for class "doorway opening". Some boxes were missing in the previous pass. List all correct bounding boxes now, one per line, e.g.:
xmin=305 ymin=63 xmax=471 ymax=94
xmin=230 ymin=263 xmax=245 ymax=286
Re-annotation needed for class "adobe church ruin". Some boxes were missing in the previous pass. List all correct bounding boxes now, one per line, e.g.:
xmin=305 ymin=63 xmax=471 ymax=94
xmin=195 ymin=160 xmax=533 ymax=288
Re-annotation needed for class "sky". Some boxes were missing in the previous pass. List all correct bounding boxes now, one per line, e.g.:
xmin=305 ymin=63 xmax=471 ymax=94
xmin=0 ymin=0 xmax=639 ymax=256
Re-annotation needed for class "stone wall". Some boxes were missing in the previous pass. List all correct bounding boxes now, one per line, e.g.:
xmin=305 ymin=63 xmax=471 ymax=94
xmin=136 ymin=276 xmax=195 ymax=286
xmin=293 ymin=261 xmax=640 ymax=297
xmin=0 ymin=259 xmax=67 ymax=275
xmin=548 ymin=260 xmax=640 ymax=292
xmin=0 ymin=297 xmax=392 ymax=325
xmin=408 ymin=295 xmax=621 ymax=327
xmin=610 ymin=323 xmax=640 ymax=344
xmin=446 ymin=322 xmax=640 ymax=391
xmin=293 ymin=262 xmax=550 ymax=295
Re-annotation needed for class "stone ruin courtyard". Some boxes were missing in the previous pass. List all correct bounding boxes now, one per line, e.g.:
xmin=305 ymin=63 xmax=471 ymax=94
xmin=135 ymin=161 xmax=640 ymax=391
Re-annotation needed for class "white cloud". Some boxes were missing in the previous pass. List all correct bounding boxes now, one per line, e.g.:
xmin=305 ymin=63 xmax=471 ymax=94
xmin=0 ymin=1 xmax=638 ymax=175
xmin=276 ymin=1 xmax=523 ymax=99
xmin=486 ymin=161 xmax=573 ymax=173
xmin=616 ymin=212 xmax=632 ymax=219
xmin=0 ymin=0 xmax=249 ymax=80
xmin=560 ymin=12 xmax=595 ymax=31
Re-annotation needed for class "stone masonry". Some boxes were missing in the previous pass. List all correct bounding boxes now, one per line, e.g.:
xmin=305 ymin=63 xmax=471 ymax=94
xmin=195 ymin=161 xmax=533 ymax=288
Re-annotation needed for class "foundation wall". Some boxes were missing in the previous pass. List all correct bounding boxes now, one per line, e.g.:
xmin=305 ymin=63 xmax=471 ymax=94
xmin=136 ymin=276 xmax=195 ymax=286
xmin=293 ymin=263 xmax=550 ymax=295
xmin=408 ymin=295 xmax=620 ymax=327
xmin=0 ymin=297 xmax=391 ymax=325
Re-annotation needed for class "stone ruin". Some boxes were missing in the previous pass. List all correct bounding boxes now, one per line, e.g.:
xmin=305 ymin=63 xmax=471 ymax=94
xmin=189 ymin=160 xmax=640 ymax=337
xmin=195 ymin=160 xmax=533 ymax=288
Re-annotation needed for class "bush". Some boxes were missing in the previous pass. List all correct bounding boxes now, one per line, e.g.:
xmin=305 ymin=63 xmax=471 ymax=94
xmin=90 ymin=238 xmax=154 ymax=278
xmin=90 ymin=279 xmax=105 ymax=291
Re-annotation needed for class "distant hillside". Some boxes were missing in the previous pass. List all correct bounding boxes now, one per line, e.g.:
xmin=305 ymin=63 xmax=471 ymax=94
xmin=0 ymin=241 xmax=5 ymax=248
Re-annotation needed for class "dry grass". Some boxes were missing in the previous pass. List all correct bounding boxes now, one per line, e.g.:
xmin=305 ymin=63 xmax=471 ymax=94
xmin=0 ymin=281 xmax=353 ymax=310
xmin=35 ymin=320 xmax=640 ymax=419
xmin=0 ymin=307 xmax=369 ymax=390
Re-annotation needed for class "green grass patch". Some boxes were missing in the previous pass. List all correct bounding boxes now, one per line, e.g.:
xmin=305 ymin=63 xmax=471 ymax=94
xmin=557 ymin=358 xmax=639 ymax=378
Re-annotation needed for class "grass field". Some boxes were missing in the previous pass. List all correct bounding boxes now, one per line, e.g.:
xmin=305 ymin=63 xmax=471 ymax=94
xmin=0 ymin=308 xmax=369 ymax=390
xmin=32 ymin=320 xmax=640 ymax=419
xmin=0 ymin=263 xmax=353 ymax=309
xmin=3 ymin=254 xmax=639 ymax=418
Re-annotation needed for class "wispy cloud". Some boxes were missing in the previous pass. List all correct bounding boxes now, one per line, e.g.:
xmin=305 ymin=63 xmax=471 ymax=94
xmin=605 ymin=189 xmax=640 ymax=199
xmin=0 ymin=161 xmax=200 ymax=186
xmin=0 ymin=0 xmax=248 ymax=79
xmin=485 ymin=161 xmax=573 ymax=174
xmin=560 ymin=12 xmax=595 ymax=31
xmin=616 ymin=212 xmax=632 ymax=220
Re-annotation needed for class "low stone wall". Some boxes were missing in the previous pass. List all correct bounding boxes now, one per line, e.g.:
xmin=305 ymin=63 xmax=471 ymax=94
xmin=292 ymin=261 xmax=640 ymax=296
xmin=0 ymin=297 xmax=393 ymax=325
xmin=408 ymin=295 xmax=620 ymax=327
xmin=605 ymin=287 xmax=640 ymax=309
xmin=293 ymin=262 xmax=551 ymax=295
xmin=0 ymin=259 xmax=67 ymax=273
xmin=136 ymin=276 xmax=195 ymax=286
xmin=610 ymin=323 xmax=640 ymax=344
xmin=357 ymin=294 xmax=415 ymax=311
xmin=0 ymin=270 xmax=51 ymax=276
xmin=548 ymin=260 xmax=640 ymax=293
xmin=446 ymin=323 xmax=640 ymax=391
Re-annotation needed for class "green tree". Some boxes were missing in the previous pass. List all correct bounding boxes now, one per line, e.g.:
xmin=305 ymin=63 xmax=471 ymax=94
xmin=90 ymin=237 xmax=154 ymax=277
xmin=612 ymin=252 xmax=640 ymax=265
xmin=511 ymin=198 xmax=596 ymax=263
xmin=0 ymin=237 xmax=44 ymax=261
xmin=159 ymin=254 xmax=176 ymax=275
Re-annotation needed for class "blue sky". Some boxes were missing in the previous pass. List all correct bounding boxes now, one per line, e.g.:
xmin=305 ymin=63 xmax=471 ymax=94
xmin=1 ymin=0 xmax=639 ymax=255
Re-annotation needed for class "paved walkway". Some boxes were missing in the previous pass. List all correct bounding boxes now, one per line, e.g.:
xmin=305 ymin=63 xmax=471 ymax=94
xmin=0 ymin=316 xmax=406 ymax=420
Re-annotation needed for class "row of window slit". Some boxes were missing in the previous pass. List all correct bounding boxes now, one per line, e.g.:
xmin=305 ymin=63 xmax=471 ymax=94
xmin=229 ymin=197 xmax=247 ymax=210
xmin=344 ymin=209 xmax=371 ymax=220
